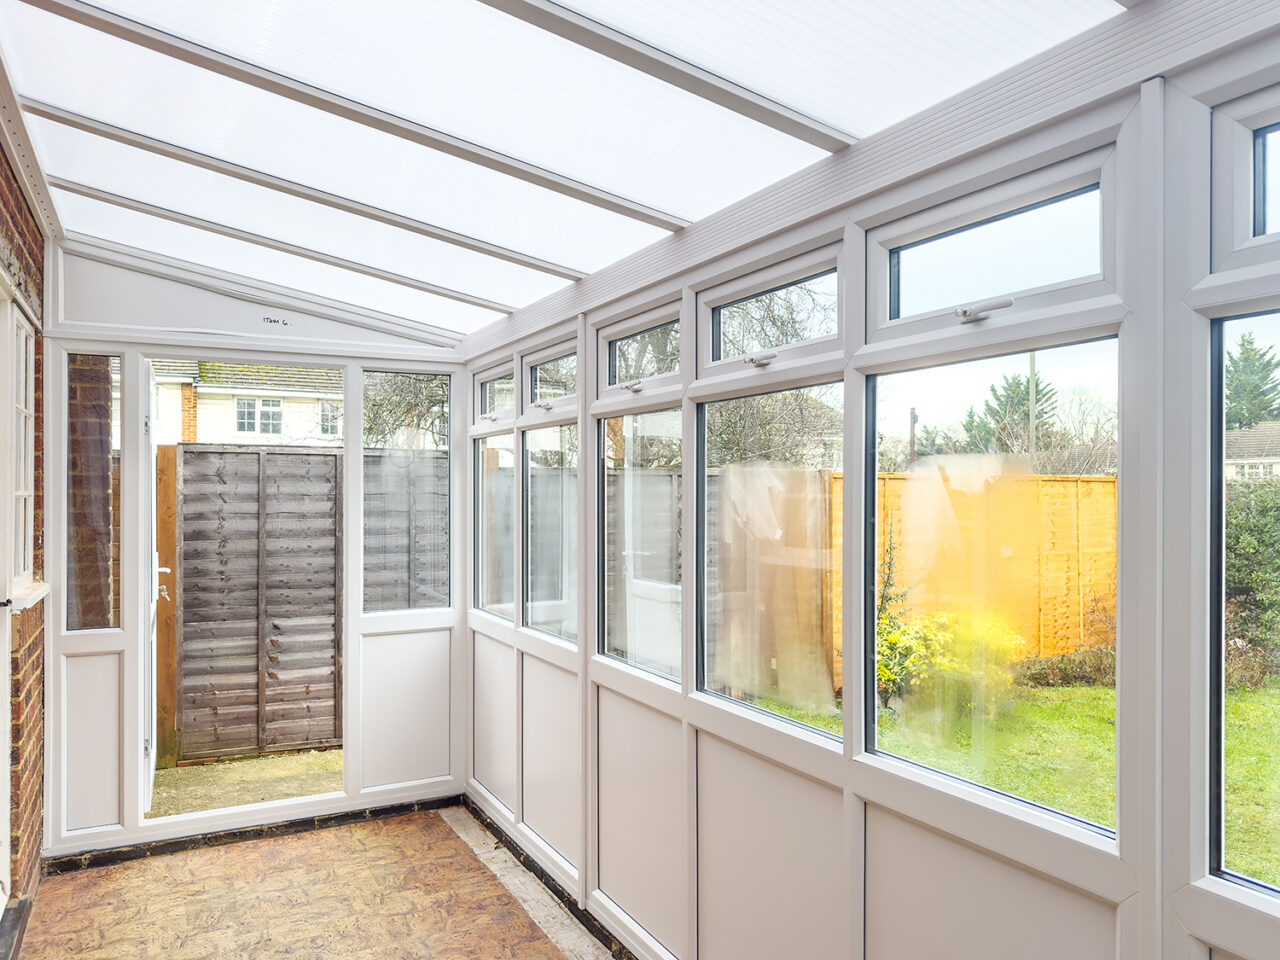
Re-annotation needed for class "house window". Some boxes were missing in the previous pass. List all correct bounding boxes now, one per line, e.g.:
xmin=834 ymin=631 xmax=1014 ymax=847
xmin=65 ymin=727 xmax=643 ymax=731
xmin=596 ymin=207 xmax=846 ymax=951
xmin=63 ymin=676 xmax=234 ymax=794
xmin=1256 ymin=121 xmax=1280 ymax=236
xmin=700 ymin=382 xmax=845 ymax=735
xmin=712 ymin=270 xmax=837 ymax=361
xmin=524 ymin=423 xmax=578 ymax=642
xmin=530 ymin=353 xmax=577 ymax=405
xmin=609 ymin=319 xmax=679 ymax=384
xmin=260 ymin=398 xmax=282 ymax=435
xmin=868 ymin=338 xmax=1119 ymax=827
xmin=236 ymin=398 xmax=256 ymax=432
xmin=1216 ymin=312 xmax=1280 ymax=891
xmin=9 ymin=310 xmax=35 ymax=589
xmin=889 ymin=185 xmax=1101 ymax=320
xmin=320 ymin=400 xmax=341 ymax=436
xmin=479 ymin=374 xmax=515 ymax=418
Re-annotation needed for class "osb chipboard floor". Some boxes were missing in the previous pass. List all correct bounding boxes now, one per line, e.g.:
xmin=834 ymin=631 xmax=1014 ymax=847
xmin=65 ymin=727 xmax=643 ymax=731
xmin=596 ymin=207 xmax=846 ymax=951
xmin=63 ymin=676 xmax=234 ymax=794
xmin=20 ymin=811 xmax=571 ymax=960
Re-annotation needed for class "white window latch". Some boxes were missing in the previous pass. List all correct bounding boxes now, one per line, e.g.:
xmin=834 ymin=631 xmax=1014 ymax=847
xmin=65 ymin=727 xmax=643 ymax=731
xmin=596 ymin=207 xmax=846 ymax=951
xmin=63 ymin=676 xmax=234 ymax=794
xmin=955 ymin=297 xmax=1014 ymax=323
xmin=620 ymin=380 xmax=643 ymax=393
xmin=743 ymin=351 xmax=777 ymax=367
xmin=479 ymin=412 xmax=498 ymax=422
xmin=533 ymin=400 xmax=554 ymax=410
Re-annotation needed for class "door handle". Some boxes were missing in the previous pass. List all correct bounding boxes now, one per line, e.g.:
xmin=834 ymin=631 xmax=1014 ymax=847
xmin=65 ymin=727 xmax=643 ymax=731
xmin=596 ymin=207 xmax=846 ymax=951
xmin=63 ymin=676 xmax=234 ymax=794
xmin=158 ymin=585 xmax=172 ymax=602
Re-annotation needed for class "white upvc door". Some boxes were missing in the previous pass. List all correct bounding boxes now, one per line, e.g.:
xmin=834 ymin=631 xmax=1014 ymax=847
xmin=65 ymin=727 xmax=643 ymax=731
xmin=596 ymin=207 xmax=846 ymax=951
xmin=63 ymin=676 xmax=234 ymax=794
xmin=143 ymin=358 xmax=158 ymax=812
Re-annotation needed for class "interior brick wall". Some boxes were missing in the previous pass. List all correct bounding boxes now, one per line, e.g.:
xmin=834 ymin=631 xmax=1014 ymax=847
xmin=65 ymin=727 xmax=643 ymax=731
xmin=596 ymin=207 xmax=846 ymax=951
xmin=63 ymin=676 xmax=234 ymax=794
xmin=1 ymin=138 xmax=45 ymax=899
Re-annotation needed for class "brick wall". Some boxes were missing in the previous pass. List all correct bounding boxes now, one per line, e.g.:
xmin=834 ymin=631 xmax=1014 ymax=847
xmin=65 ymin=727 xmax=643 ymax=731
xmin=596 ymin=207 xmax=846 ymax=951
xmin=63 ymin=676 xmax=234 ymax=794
xmin=65 ymin=355 xmax=116 ymax=632
xmin=181 ymin=383 xmax=198 ymax=442
xmin=1 ymin=135 xmax=45 ymax=898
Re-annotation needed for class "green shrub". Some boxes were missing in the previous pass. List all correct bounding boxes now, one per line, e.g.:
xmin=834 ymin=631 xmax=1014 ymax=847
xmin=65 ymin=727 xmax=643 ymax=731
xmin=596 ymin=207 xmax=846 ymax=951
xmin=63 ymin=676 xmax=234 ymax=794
xmin=876 ymin=611 xmax=1025 ymax=718
xmin=1014 ymin=645 xmax=1116 ymax=688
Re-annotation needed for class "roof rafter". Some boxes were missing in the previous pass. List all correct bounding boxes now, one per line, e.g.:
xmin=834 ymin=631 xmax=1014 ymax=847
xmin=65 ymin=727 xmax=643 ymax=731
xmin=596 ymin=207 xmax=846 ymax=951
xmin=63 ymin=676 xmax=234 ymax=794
xmin=49 ymin=177 xmax=516 ymax=314
xmin=23 ymin=98 xmax=588 ymax=282
xmin=17 ymin=0 xmax=692 ymax=232
xmin=473 ymin=0 xmax=856 ymax=152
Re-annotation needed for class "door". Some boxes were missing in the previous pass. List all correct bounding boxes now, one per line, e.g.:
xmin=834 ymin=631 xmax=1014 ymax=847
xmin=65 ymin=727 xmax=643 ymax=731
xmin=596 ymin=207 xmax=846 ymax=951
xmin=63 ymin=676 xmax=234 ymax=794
xmin=144 ymin=359 xmax=158 ymax=811
xmin=176 ymin=445 xmax=342 ymax=760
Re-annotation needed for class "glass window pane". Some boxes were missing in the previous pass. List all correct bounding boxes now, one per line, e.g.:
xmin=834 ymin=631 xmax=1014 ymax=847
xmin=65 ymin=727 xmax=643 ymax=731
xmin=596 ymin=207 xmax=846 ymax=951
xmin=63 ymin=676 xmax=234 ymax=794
xmin=477 ymin=434 xmax=515 ymax=618
xmin=67 ymin=354 xmax=121 ymax=630
xmin=610 ymin=320 xmax=679 ymax=384
xmin=235 ymin=398 xmax=255 ymax=432
xmin=363 ymin=372 xmax=451 ymax=612
xmin=524 ymin=424 xmax=578 ymax=641
xmin=480 ymin=375 xmax=515 ymax=416
xmin=1258 ymin=124 xmax=1280 ymax=237
xmin=713 ymin=270 xmax=836 ymax=361
xmin=890 ymin=186 xmax=1101 ymax=320
xmin=530 ymin=354 xmax=577 ymax=404
xmin=870 ymin=339 xmax=1118 ymax=827
xmin=259 ymin=398 xmax=283 ymax=435
xmin=602 ymin=408 xmax=682 ymax=679
xmin=1219 ymin=313 xmax=1280 ymax=888
xmin=702 ymin=383 xmax=844 ymax=734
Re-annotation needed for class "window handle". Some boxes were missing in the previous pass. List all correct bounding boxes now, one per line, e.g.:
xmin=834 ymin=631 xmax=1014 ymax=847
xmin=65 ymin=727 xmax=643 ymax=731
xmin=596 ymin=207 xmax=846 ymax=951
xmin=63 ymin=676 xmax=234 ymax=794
xmin=743 ymin=351 xmax=777 ymax=367
xmin=479 ymin=412 xmax=497 ymax=422
xmin=534 ymin=400 xmax=554 ymax=410
xmin=955 ymin=297 xmax=1014 ymax=323
xmin=620 ymin=380 xmax=643 ymax=393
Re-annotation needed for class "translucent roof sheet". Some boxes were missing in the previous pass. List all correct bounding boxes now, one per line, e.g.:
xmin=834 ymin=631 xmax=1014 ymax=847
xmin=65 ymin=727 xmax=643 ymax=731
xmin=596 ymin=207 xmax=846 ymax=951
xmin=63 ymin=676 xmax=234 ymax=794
xmin=0 ymin=0 xmax=668 ymax=275
xmin=53 ymin=189 xmax=502 ymax=333
xmin=0 ymin=0 xmax=1128 ymax=337
xmin=70 ymin=0 xmax=828 ymax=220
xmin=559 ymin=0 xmax=1123 ymax=137
xmin=28 ymin=117 xmax=567 ymax=309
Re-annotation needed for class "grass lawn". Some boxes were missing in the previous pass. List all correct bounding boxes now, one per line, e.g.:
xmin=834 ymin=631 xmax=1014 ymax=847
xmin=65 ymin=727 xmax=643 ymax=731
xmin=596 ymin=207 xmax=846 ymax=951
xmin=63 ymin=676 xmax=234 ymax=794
xmin=146 ymin=748 xmax=343 ymax=819
xmin=761 ymin=683 xmax=1280 ymax=890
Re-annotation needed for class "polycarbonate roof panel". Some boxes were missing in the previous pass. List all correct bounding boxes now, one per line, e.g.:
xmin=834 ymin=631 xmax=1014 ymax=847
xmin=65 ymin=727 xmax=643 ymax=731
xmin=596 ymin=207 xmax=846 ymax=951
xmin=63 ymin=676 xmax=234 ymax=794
xmin=0 ymin=0 xmax=668 ymax=275
xmin=77 ymin=0 xmax=828 ymax=220
xmin=559 ymin=0 xmax=1123 ymax=138
xmin=52 ymin=189 xmax=503 ymax=332
xmin=28 ymin=117 xmax=568 ymax=309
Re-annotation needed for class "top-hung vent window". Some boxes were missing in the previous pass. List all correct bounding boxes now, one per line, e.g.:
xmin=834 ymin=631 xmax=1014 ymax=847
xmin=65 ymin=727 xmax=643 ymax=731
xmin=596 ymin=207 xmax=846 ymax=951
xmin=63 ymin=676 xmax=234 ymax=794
xmin=1255 ymin=121 xmax=1280 ymax=236
xmin=479 ymin=374 xmax=515 ymax=419
xmin=711 ymin=269 xmax=837 ymax=362
xmin=530 ymin=353 xmax=577 ymax=405
xmin=609 ymin=320 xmax=680 ymax=385
xmin=889 ymin=185 xmax=1102 ymax=321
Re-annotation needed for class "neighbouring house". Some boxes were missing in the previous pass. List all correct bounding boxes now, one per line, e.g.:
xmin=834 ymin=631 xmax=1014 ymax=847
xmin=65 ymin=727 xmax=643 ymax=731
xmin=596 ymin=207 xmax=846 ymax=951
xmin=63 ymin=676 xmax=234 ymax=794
xmin=1225 ymin=420 xmax=1280 ymax=482
xmin=151 ymin=360 xmax=344 ymax=446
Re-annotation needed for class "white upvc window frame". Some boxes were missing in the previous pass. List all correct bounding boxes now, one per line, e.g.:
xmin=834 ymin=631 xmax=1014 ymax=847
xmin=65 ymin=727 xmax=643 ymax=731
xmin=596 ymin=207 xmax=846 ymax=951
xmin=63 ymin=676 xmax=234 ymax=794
xmin=597 ymin=303 xmax=681 ymax=399
xmin=866 ymin=147 xmax=1118 ymax=344
xmin=1211 ymin=82 xmax=1280 ymax=273
xmin=258 ymin=397 xmax=282 ymax=435
xmin=319 ymin=398 xmax=341 ymax=436
xmin=695 ymin=243 xmax=843 ymax=383
xmin=475 ymin=366 xmax=517 ymax=428
xmin=234 ymin=396 xmax=257 ymax=433
xmin=4 ymin=303 xmax=36 ymax=597
xmin=521 ymin=340 xmax=579 ymax=421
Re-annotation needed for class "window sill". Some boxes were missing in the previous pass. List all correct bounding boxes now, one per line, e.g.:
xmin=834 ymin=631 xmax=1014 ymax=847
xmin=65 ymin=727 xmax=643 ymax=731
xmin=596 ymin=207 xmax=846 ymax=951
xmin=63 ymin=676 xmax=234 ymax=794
xmin=7 ymin=580 xmax=49 ymax=611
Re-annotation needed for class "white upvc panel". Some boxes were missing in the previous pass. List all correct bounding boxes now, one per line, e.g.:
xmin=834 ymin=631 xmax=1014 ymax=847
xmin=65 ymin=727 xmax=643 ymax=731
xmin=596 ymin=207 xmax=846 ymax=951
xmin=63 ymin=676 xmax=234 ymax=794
xmin=520 ymin=656 xmax=581 ymax=868
xmin=64 ymin=652 xmax=123 ymax=831
xmin=0 ymin=0 xmax=667 ymax=272
xmin=51 ymin=190 xmax=502 ymax=332
xmin=696 ymin=734 xmax=846 ymax=960
xmin=560 ymin=0 xmax=1121 ymax=138
xmin=20 ymin=0 xmax=825 ymax=221
xmin=865 ymin=805 xmax=1116 ymax=960
xmin=597 ymin=688 xmax=686 ymax=958
xmin=472 ymin=631 xmax=518 ymax=810
xmin=359 ymin=631 xmax=451 ymax=789
xmin=27 ymin=119 xmax=569 ymax=309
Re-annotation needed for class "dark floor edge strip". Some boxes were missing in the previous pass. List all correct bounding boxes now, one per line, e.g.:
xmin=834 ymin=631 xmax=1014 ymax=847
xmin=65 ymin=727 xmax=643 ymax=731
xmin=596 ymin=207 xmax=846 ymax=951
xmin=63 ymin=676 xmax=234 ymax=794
xmin=459 ymin=794 xmax=638 ymax=960
xmin=41 ymin=795 xmax=463 ymax=877
xmin=0 ymin=895 xmax=32 ymax=960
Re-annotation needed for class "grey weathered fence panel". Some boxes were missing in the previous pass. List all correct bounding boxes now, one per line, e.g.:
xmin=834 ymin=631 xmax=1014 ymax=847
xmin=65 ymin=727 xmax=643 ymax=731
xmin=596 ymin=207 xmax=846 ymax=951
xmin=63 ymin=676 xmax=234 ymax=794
xmin=177 ymin=445 xmax=342 ymax=761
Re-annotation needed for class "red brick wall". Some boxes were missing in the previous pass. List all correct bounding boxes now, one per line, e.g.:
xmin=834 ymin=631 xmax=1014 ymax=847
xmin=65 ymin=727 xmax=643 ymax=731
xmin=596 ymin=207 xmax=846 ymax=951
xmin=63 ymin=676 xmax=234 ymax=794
xmin=1 ymin=136 xmax=45 ymax=898
xmin=181 ymin=382 xmax=198 ymax=442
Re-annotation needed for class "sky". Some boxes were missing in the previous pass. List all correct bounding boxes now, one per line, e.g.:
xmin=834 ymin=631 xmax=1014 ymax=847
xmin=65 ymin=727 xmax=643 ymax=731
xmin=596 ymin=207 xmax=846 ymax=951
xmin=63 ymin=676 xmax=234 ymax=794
xmin=875 ymin=337 xmax=1119 ymax=443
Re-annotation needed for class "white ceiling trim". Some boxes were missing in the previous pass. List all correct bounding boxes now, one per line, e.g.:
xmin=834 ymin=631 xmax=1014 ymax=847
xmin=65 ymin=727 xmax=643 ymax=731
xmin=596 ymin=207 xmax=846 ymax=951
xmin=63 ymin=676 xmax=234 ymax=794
xmin=16 ymin=0 xmax=692 ymax=232
xmin=22 ymin=98 xmax=587 ymax=281
xmin=50 ymin=177 xmax=518 ymax=314
xmin=59 ymin=233 xmax=467 ymax=348
xmin=472 ymin=0 xmax=856 ymax=153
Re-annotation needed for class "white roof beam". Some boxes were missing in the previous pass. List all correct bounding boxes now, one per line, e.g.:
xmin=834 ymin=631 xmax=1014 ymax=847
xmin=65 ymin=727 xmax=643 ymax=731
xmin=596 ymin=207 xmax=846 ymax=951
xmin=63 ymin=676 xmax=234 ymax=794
xmin=473 ymin=0 xmax=856 ymax=152
xmin=23 ymin=98 xmax=587 ymax=282
xmin=48 ymin=177 xmax=517 ymax=314
xmin=18 ymin=0 xmax=691 ymax=231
